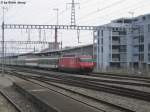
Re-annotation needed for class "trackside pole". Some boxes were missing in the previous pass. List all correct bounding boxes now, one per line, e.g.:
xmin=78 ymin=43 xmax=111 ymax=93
xmin=1 ymin=22 xmax=5 ymax=76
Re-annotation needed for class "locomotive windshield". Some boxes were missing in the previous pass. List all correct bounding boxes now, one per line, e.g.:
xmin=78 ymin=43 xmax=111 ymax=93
xmin=80 ymin=58 xmax=96 ymax=62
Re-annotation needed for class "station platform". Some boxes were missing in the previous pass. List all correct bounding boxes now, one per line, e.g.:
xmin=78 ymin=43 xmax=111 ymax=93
xmin=0 ymin=75 xmax=19 ymax=112
xmin=0 ymin=75 xmax=13 ymax=89
xmin=13 ymin=77 xmax=101 ymax=112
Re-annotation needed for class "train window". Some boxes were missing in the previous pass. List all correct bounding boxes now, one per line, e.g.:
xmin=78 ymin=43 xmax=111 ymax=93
xmin=39 ymin=59 xmax=45 ymax=64
xmin=38 ymin=58 xmax=58 ymax=65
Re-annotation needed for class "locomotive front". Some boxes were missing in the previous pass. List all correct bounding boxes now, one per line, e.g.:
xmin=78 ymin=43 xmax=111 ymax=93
xmin=79 ymin=55 xmax=95 ymax=72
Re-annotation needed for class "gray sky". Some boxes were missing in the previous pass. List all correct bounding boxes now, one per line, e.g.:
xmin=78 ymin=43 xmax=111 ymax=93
xmin=5 ymin=0 xmax=150 ymax=25
xmin=1 ymin=0 xmax=150 ymax=52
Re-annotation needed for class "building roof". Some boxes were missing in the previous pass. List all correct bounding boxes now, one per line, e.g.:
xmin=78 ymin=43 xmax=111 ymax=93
xmin=34 ymin=44 xmax=93 ymax=56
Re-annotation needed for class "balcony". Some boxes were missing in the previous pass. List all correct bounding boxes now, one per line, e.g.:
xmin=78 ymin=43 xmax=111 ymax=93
xmin=112 ymin=41 xmax=120 ymax=45
xmin=120 ymin=56 xmax=127 ymax=62
xmin=112 ymin=58 xmax=120 ymax=62
xmin=120 ymin=58 xmax=127 ymax=62
xmin=133 ymin=41 xmax=139 ymax=45
xmin=112 ymin=49 xmax=120 ymax=54
xmin=120 ymin=39 xmax=127 ymax=45
xmin=112 ymin=31 xmax=126 ymax=36
xmin=112 ymin=32 xmax=119 ymax=36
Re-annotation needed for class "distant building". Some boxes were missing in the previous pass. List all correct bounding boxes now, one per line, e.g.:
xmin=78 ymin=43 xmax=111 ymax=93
xmin=94 ymin=13 xmax=150 ymax=72
xmin=130 ymin=14 xmax=150 ymax=72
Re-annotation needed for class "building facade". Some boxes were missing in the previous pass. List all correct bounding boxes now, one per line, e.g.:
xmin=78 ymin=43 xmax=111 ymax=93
xmin=94 ymin=13 xmax=150 ymax=72
xmin=131 ymin=14 xmax=150 ymax=72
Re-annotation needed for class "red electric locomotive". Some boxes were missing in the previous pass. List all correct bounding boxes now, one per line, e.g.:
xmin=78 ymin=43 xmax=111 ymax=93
xmin=58 ymin=55 xmax=95 ymax=73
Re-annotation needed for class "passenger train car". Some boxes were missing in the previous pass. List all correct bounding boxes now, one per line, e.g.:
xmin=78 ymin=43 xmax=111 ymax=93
xmin=3 ymin=54 xmax=95 ymax=73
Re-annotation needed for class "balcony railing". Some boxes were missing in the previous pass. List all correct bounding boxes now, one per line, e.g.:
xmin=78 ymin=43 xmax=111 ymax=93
xmin=112 ymin=58 xmax=120 ymax=62
xmin=112 ymin=41 xmax=120 ymax=45
xmin=112 ymin=50 xmax=120 ymax=54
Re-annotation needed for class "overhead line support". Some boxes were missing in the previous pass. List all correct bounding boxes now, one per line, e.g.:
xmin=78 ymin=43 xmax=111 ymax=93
xmin=67 ymin=0 xmax=80 ymax=25
xmin=4 ymin=24 xmax=100 ymax=30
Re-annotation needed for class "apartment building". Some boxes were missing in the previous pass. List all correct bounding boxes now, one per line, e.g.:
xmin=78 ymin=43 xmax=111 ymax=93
xmin=94 ymin=13 xmax=150 ymax=72
xmin=131 ymin=14 xmax=150 ymax=71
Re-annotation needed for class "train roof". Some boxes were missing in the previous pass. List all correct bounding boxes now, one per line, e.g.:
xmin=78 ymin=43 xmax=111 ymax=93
xmin=61 ymin=54 xmax=92 ymax=58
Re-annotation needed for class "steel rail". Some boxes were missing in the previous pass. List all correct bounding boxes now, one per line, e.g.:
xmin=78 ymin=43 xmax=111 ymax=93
xmin=8 ymin=65 xmax=150 ymax=84
xmin=8 ymin=69 xmax=150 ymax=102
xmin=10 ymin=71 xmax=135 ymax=112
xmin=0 ymin=90 xmax=23 ymax=112
xmin=7 ymin=66 xmax=150 ymax=85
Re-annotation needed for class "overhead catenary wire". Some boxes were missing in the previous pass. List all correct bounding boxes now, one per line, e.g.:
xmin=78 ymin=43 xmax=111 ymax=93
xmin=78 ymin=0 xmax=149 ymax=25
xmin=2 ymin=0 xmax=150 ymax=51
xmin=2 ymin=0 xmax=149 ymax=25
xmin=5 ymin=2 xmax=105 ymax=23
xmin=78 ymin=0 xmax=128 ymax=21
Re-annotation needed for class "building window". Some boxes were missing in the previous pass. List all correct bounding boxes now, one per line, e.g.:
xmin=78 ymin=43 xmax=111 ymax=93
xmin=119 ymin=31 xmax=126 ymax=35
xmin=147 ymin=14 xmax=150 ymax=18
xmin=139 ymin=36 xmax=144 ymax=43
xmin=109 ymin=45 xmax=111 ymax=50
xmin=139 ymin=45 xmax=144 ymax=52
xmin=98 ymin=30 xmax=100 ymax=36
xmin=148 ymin=54 xmax=150 ymax=61
xmin=101 ymin=30 xmax=103 ymax=37
xmin=148 ymin=24 xmax=150 ymax=32
xmin=97 ymin=38 xmax=100 ymax=44
xmin=139 ymin=54 xmax=144 ymax=61
xmin=101 ymin=47 xmax=103 ymax=53
xmin=142 ymin=16 xmax=146 ymax=20
xmin=148 ymin=44 xmax=150 ymax=51
xmin=120 ymin=46 xmax=126 ymax=52
xmin=149 ymin=54 xmax=150 ymax=61
xmin=94 ymin=31 xmax=98 ymax=36
xmin=101 ymin=38 xmax=103 ymax=44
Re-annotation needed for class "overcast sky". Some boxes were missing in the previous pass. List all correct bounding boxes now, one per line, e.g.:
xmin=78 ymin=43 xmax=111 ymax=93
xmin=1 ymin=0 xmax=150 ymax=52
xmin=4 ymin=0 xmax=150 ymax=25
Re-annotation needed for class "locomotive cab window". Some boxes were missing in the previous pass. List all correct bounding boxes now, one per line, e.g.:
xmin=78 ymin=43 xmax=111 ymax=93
xmin=80 ymin=58 xmax=95 ymax=62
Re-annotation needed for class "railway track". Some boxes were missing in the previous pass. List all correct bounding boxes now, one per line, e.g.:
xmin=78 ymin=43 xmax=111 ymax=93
xmin=0 ymin=90 xmax=22 ymax=112
xmin=20 ymin=73 xmax=150 ymax=101
xmin=7 ymin=66 xmax=150 ymax=92
xmin=9 ymin=71 xmax=135 ymax=112
xmin=93 ymin=72 xmax=150 ymax=79
xmin=91 ymin=72 xmax=150 ymax=83
xmin=7 ymin=66 xmax=150 ymax=85
xmin=8 ymin=65 xmax=150 ymax=81
xmin=6 ymin=67 xmax=150 ymax=102
xmin=4 ymin=66 xmax=150 ymax=95
xmin=3 ymin=66 xmax=150 ymax=98
xmin=4 ymin=66 xmax=150 ymax=111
